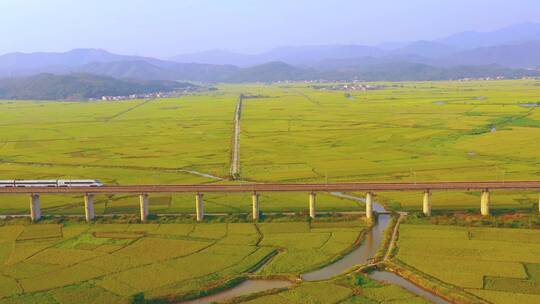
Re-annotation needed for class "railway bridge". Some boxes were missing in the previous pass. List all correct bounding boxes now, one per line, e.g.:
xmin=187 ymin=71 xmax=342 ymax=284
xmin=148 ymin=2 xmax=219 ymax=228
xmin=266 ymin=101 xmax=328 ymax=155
xmin=1 ymin=181 xmax=540 ymax=222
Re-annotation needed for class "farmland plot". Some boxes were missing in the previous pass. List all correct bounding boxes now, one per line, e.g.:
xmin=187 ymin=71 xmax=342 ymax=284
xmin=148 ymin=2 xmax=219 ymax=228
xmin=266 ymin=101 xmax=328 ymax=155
xmin=396 ymin=224 xmax=540 ymax=303
xmin=1 ymin=80 xmax=540 ymax=215
xmin=0 ymin=219 xmax=365 ymax=303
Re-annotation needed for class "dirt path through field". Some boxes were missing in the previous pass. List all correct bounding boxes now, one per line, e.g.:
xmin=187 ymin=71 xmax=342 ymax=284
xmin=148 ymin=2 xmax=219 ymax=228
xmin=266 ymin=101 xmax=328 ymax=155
xmin=102 ymin=98 xmax=154 ymax=122
xmin=230 ymin=95 xmax=243 ymax=179
xmin=383 ymin=212 xmax=406 ymax=261
xmin=0 ymin=160 xmax=224 ymax=181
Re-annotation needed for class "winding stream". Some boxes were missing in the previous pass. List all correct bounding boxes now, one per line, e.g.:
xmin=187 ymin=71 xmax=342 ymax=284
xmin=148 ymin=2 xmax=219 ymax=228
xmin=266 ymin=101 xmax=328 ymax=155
xmin=181 ymin=200 xmax=450 ymax=304
xmin=369 ymin=271 xmax=450 ymax=304
xmin=301 ymin=212 xmax=389 ymax=281
xmin=182 ymin=280 xmax=293 ymax=304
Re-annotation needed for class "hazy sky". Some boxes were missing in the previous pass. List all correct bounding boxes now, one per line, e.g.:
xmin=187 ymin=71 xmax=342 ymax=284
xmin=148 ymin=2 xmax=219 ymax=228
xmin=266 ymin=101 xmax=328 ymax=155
xmin=2 ymin=0 xmax=540 ymax=58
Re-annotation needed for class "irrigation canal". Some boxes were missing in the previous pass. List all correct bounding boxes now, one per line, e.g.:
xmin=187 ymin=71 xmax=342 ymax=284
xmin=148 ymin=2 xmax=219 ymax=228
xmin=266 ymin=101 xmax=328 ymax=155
xmin=181 ymin=200 xmax=450 ymax=304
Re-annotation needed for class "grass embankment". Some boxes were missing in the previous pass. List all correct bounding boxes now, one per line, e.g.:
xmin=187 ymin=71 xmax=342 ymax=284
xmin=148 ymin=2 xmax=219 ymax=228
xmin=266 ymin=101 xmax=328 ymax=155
xmin=236 ymin=272 xmax=432 ymax=304
xmin=371 ymin=214 xmax=398 ymax=263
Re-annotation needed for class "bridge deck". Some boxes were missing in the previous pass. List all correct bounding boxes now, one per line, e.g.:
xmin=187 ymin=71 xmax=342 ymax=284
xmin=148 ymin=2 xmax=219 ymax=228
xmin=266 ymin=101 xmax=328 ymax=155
xmin=0 ymin=181 xmax=539 ymax=194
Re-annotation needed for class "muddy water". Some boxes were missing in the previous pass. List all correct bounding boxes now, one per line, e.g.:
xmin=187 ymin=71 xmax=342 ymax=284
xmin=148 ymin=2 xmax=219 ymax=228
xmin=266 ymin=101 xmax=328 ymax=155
xmin=301 ymin=213 xmax=391 ymax=281
xmin=182 ymin=280 xmax=293 ymax=304
xmin=180 ymin=201 xmax=447 ymax=303
xmin=369 ymin=271 xmax=451 ymax=304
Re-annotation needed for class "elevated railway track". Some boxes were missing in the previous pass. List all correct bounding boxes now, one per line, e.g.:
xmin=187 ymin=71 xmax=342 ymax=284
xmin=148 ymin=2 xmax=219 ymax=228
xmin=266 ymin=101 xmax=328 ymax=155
xmin=2 ymin=181 xmax=540 ymax=194
xmin=1 ymin=181 xmax=539 ymax=222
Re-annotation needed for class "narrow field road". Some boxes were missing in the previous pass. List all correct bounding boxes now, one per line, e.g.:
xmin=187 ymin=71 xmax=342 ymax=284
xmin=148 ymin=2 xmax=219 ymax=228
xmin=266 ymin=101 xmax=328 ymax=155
xmin=384 ymin=212 xmax=406 ymax=261
xmin=230 ymin=94 xmax=243 ymax=180
xmin=181 ymin=169 xmax=225 ymax=181
xmin=0 ymin=160 xmax=224 ymax=181
xmin=102 ymin=98 xmax=154 ymax=122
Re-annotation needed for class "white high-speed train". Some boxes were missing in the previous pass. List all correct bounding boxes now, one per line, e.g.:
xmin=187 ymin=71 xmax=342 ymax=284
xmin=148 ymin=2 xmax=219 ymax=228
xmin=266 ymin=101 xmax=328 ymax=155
xmin=0 ymin=180 xmax=104 ymax=188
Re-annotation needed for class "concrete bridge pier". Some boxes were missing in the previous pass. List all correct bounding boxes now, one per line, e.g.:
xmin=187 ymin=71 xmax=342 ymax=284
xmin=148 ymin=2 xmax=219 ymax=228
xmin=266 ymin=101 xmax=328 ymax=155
xmin=481 ymin=190 xmax=490 ymax=216
xmin=139 ymin=193 xmax=149 ymax=222
xmin=30 ymin=194 xmax=41 ymax=222
xmin=196 ymin=193 xmax=204 ymax=222
xmin=366 ymin=192 xmax=374 ymax=220
xmin=423 ymin=190 xmax=432 ymax=216
xmin=84 ymin=194 xmax=95 ymax=222
xmin=252 ymin=192 xmax=260 ymax=221
xmin=309 ymin=192 xmax=316 ymax=218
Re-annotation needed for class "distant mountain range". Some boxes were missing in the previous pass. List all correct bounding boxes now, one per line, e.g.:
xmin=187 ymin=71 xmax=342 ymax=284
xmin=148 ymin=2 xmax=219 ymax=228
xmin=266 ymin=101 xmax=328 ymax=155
xmin=437 ymin=22 xmax=540 ymax=50
xmin=171 ymin=45 xmax=384 ymax=67
xmin=1 ymin=22 xmax=540 ymax=83
xmin=171 ymin=22 xmax=540 ymax=67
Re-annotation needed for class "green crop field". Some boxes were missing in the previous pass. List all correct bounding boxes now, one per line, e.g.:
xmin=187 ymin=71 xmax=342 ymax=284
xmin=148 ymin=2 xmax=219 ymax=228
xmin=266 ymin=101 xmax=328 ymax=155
xmin=0 ymin=219 xmax=367 ymax=303
xmin=1 ymin=80 xmax=540 ymax=215
xmin=395 ymin=222 xmax=540 ymax=303
xmin=1 ymin=80 xmax=540 ymax=303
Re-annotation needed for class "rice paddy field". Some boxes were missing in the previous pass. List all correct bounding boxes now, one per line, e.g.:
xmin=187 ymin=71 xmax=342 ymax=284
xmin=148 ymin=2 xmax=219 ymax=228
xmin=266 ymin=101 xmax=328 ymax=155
xmin=1 ymin=80 xmax=540 ymax=215
xmin=395 ymin=222 xmax=540 ymax=304
xmin=0 ymin=219 xmax=368 ymax=303
xmin=1 ymin=80 xmax=540 ymax=303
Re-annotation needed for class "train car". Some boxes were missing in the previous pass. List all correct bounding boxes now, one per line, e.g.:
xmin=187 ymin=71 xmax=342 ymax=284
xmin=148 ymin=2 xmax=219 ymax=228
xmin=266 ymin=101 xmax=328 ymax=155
xmin=0 ymin=180 xmax=15 ymax=188
xmin=57 ymin=180 xmax=103 ymax=187
xmin=0 ymin=180 xmax=104 ymax=188
xmin=14 ymin=180 xmax=58 ymax=187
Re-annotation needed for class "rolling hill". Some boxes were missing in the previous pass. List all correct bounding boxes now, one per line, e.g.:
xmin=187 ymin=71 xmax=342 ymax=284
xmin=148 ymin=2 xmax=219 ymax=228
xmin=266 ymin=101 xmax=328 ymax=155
xmin=0 ymin=74 xmax=194 ymax=100
xmin=2 ymin=22 xmax=540 ymax=83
